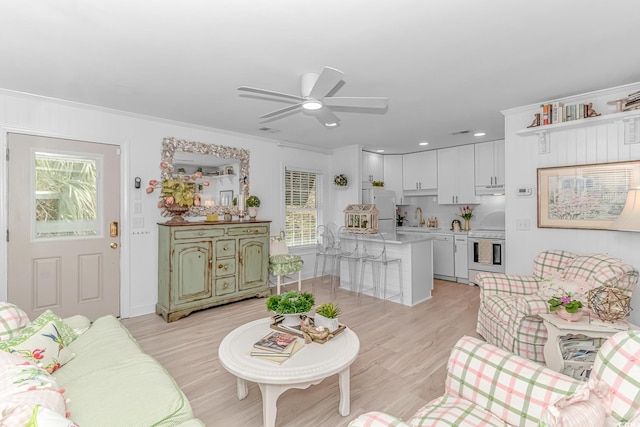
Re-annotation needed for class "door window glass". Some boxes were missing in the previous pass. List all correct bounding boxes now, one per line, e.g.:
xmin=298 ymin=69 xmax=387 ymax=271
xmin=33 ymin=151 xmax=101 ymax=239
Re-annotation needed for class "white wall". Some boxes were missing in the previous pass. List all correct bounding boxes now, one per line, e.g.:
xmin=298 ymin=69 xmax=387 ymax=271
xmin=503 ymin=82 xmax=640 ymax=325
xmin=0 ymin=90 xmax=332 ymax=318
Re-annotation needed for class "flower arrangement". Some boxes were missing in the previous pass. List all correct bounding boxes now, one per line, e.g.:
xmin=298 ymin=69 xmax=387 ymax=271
xmin=396 ymin=207 xmax=407 ymax=224
xmin=334 ymin=174 xmax=348 ymax=187
xmin=266 ymin=291 xmax=315 ymax=314
xmin=146 ymin=164 xmax=210 ymax=208
xmin=548 ymin=291 xmax=583 ymax=313
xmin=246 ymin=195 xmax=261 ymax=208
xmin=457 ymin=205 xmax=474 ymax=220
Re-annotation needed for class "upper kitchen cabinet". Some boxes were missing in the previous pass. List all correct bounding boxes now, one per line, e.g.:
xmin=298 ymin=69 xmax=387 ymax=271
xmin=402 ymin=151 xmax=437 ymax=194
xmin=474 ymin=140 xmax=505 ymax=195
xmin=362 ymin=151 xmax=384 ymax=183
xmin=437 ymin=145 xmax=476 ymax=204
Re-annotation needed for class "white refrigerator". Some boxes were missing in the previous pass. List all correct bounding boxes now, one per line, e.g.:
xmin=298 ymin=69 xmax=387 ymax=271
xmin=362 ymin=189 xmax=396 ymax=234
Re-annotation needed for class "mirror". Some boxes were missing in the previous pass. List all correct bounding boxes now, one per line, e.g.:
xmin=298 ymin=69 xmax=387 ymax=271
xmin=161 ymin=137 xmax=250 ymax=216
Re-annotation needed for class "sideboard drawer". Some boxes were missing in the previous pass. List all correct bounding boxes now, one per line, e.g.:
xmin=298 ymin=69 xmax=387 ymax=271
xmin=215 ymin=277 xmax=236 ymax=296
xmin=216 ymin=239 xmax=236 ymax=258
xmin=227 ymin=225 xmax=269 ymax=236
xmin=215 ymin=259 xmax=236 ymax=276
xmin=173 ymin=228 xmax=225 ymax=240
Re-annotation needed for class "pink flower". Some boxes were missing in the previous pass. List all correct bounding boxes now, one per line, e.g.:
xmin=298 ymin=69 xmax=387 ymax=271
xmin=183 ymin=175 xmax=190 ymax=181
xmin=561 ymin=295 xmax=572 ymax=304
xmin=148 ymin=179 xmax=158 ymax=186
xmin=195 ymin=172 xmax=203 ymax=178
xmin=194 ymin=198 xmax=201 ymax=206
xmin=165 ymin=196 xmax=174 ymax=205
xmin=32 ymin=349 xmax=45 ymax=360
xmin=160 ymin=162 xmax=168 ymax=168
xmin=157 ymin=201 xmax=165 ymax=208
xmin=146 ymin=187 xmax=155 ymax=194
xmin=202 ymin=181 xmax=210 ymax=187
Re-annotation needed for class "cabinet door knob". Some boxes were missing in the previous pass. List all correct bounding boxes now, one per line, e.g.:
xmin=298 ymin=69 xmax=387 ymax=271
xmin=198 ymin=231 xmax=204 ymax=236
xmin=223 ymin=282 xmax=229 ymax=289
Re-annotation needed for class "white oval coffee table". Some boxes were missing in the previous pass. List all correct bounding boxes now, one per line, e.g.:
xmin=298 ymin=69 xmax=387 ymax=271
xmin=218 ymin=317 xmax=360 ymax=427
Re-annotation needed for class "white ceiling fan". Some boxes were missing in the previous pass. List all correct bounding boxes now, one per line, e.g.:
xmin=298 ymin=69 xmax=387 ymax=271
xmin=237 ymin=66 xmax=388 ymax=127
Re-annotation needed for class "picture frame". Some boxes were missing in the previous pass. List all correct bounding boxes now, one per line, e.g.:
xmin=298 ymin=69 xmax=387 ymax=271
xmin=219 ymin=190 xmax=234 ymax=206
xmin=537 ymin=160 xmax=640 ymax=230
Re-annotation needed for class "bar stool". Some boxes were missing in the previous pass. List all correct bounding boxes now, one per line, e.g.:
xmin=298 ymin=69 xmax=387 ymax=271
xmin=358 ymin=232 xmax=403 ymax=303
xmin=313 ymin=225 xmax=341 ymax=297
xmin=335 ymin=227 xmax=368 ymax=293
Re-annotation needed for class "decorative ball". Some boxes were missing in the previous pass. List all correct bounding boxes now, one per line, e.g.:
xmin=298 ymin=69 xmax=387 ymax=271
xmin=588 ymin=286 xmax=632 ymax=322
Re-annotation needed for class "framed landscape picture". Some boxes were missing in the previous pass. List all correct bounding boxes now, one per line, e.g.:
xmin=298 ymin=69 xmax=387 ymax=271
xmin=537 ymin=160 xmax=640 ymax=230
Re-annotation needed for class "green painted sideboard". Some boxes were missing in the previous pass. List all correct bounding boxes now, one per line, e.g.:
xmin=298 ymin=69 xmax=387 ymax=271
xmin=156 ymin=220 xmax=271 ymax=322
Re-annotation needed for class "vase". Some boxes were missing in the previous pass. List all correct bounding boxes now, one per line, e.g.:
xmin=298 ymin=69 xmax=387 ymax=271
xmin=314 ymin=313 xmax=340 ymax=332
xmin=280 ymin=313 xmax=303 ymax=327
xmin=165 ymin=204 xmax=189 ymax=224
xmin=463 ymin=218 xmax=471 ymax=231
xmin=248 ymin=207 xmax=258 ymax=219
xmin=556 ymin=307 xmax=584 ymax=322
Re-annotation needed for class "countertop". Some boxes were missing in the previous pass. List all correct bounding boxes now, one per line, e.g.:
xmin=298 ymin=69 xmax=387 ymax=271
xmin=396 ymin=226 xmax=468 ymax=236
xmin=339 ymin=232 xmax=434 ymax=245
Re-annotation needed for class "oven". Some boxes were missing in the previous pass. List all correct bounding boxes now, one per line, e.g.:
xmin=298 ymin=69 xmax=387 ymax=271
xmin=467 ymin=229 xmax=505 ymax=285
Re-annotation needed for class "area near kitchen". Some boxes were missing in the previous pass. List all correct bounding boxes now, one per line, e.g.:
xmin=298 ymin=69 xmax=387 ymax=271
xmin=349 ymin=140 xmax=506 ymax=295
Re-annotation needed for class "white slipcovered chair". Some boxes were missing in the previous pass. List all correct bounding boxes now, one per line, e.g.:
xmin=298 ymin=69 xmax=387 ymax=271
xmin=476 ymin=249 xmax=638 ymax=363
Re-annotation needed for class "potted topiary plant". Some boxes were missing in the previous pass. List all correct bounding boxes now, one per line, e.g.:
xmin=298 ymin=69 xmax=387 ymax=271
xmin=314 ymin=302 xmax=341 ymax=332
xmin=266 ymin=290 xmax=314 ymax=326
xmin=246 ymin=195 xmax=261 ymax=219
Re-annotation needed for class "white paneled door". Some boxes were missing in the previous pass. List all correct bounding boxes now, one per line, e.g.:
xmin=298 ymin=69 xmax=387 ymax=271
xmin=7 ymin=133 xmax=120 ymax=320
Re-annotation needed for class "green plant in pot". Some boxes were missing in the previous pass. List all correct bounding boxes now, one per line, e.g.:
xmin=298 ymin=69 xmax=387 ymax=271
xmin=246 ymin=195 xmax=261 ymax=219
xmin=267 ymin=291 xmax=314 ymax=326
xmin=314 ymin=302 xmax=341 ymax=332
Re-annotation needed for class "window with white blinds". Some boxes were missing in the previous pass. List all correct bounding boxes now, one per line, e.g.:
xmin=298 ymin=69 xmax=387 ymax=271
xmin=285 ymin=168 xmax=322 ymax=247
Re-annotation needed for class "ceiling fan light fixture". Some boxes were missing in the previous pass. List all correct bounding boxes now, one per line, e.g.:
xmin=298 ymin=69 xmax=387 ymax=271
xmin=302 ymin=99 xmax=323 ymax=110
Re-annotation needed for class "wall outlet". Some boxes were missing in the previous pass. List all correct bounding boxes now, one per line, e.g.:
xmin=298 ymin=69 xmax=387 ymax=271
xmin=516 ymin=219 xmax=530 ymax=231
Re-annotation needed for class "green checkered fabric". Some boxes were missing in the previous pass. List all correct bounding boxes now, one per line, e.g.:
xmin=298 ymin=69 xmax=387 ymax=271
xmin=0 ymin=302 xmax=30 ymax=342
xmin=268 ymin=254 xmax=304 ymax=276
xmin=476 ymin=251 xmax=638 ymax=363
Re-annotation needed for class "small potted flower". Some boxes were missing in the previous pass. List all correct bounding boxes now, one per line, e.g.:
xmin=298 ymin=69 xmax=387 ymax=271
xmin=314 ymin=302 xmax=341 ymax=332
xmin=246 ymin=195 xmax=261 ymax=219
xmin=267 ymin=291 xmax=315 ymax=326
xmin=548 ymin=291 xmax=584 ymax=321
xmin=396 ymin=208 xmax=406 ymax=227
xmin=334 ymin=174 xmax=348 ymax=187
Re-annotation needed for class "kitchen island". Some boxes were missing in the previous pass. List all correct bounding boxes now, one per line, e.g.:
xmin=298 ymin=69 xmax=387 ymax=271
xmin=338 ymin=232 xmax=434 ymax=306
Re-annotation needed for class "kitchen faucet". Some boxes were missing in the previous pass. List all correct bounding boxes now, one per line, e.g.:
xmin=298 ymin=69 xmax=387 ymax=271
xmin=414 ymin=207 xmax=425 ymax=227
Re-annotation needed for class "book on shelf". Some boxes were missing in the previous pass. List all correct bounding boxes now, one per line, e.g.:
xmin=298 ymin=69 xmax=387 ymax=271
xmin=253 ymin=331 xmax=298 ymax=354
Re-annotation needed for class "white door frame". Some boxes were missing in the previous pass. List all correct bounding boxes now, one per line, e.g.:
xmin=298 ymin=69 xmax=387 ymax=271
xmin=0 ymin=126 xmax=131 ymax=318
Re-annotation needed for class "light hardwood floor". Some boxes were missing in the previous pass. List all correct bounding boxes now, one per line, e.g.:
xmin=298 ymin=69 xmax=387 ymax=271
xmin=122 ymin=279 xmax=481 ymax=426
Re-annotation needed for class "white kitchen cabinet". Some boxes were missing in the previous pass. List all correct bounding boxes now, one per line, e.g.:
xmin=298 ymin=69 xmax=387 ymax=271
xmin=437 ymin=145 xmax=476 ymax=204
xmin=432 ymin=233 xmax=454 ymax=278
xmin=475 ymin=140 xmax=505 ymax=195
xmin=454 ymin=234 xmax=468 ymax=282
xmin=362 ymin=151 xmax=384 ymax=183
xmin=402 ymin=151 xmax=437 ymax=193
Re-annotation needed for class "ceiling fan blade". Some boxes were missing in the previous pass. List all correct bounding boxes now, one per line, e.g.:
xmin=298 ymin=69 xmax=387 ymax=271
xmin=309 ymin=67 xmax=344 ymax=100
xmin=259 ymin=103 xmax=302 ymax=119
xmin=238 ymin=86 xmax=304 ymax=102
xmin=322 ymin=97 xmax=389 ymax=109
xmin=315 ymin=108 xmax=340 ymax=127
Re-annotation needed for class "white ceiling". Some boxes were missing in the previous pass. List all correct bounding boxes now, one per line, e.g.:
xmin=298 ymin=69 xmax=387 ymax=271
xmin=2 ymin=1 xmax=640 ymax=154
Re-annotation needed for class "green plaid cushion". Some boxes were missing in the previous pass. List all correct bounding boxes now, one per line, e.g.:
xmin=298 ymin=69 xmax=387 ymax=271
xmin=268 ymin=254 xmax=303 ymax=276
xmin=562 ymin=254 xmax=639 ymax=291
xmin=592 ymin=330 xmax=640 ymax=424
xmin=0 ymin=302 xmax=30 ymax=342
xmin=409 ymin=394 xmax=507 ymax=426
xmin=348 ymin=411 xmax=411 ymax=427
xmin=533 ymin=250 xmax=577 ymax=279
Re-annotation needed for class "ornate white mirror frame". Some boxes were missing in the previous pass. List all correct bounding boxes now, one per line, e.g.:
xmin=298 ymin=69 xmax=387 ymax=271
xmin=160 ymin=137 xmax=250 ymax=217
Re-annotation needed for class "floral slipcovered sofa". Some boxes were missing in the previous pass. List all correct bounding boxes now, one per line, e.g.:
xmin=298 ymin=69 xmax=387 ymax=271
xmin=0 ymin=302 xmax=204 ymax=426
xmin=476 ymin=250 xmax=638 ymax=363
xmin=349 ymin=330 xmax=640 ymax=426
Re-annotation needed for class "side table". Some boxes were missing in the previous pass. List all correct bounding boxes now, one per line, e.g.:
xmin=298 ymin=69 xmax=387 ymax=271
xmin=540 ymin=312 xmax=633 ymax=377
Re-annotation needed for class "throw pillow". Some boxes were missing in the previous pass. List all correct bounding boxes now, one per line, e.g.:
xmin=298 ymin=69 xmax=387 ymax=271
xmin=537 ymin=278 xmax=595 ymax=305
xmin=0 ymin=311 xmax=77 ymax=373
xmin=540 ymin=378 xmax=611 ymax=427
xmin=0 ymin=302 xmax=30 ymax=342
xmin=0 ymin=352 xmax=69 ymax=427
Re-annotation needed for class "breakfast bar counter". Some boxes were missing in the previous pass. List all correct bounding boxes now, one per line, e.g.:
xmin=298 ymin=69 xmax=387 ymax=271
xmin=338 ymin=232 xmax=434 ymax=306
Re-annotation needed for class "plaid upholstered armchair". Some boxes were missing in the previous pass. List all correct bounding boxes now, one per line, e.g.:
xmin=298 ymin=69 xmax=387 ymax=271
xmin=349 ymin=331 xmax=640 ymax=426
xmin=476 ymin=250 xmax=638 ymax=363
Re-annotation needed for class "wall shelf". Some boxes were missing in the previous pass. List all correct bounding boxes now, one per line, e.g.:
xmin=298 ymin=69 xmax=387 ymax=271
xmin=517 ymin=110 xmax=640 ymax=152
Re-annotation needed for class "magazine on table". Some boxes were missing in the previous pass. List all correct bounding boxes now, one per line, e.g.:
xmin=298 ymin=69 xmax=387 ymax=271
xmin=253 ymin=331 xmax=298 ymax=353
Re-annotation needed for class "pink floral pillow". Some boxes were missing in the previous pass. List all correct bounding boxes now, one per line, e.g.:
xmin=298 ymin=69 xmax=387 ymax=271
xmin=537 ymin=278 xmax=595 ymax=305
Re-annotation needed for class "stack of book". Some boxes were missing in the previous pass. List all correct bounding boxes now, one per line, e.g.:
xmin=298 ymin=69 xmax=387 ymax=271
xmin=624 ymin=90 xmax=640 ymax=111
xmin=250 ymin=331 xmax=302 ymax=364
xmin=539 ymin=102 xmax=597 ymax=125
xmin=559 ymin=335 xmax=598 ymax=380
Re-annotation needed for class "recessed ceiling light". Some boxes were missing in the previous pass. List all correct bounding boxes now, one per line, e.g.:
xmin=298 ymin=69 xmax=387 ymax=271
xmin=325 ymin=122 xmax=338 ymax=127
xmin=474 ymin=132 xmax=486 ymax=137
xmin=376 ymin=149 xmax=385 ymax=153
xmin=419 ymin=142 xmax=429 ymax=146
